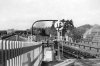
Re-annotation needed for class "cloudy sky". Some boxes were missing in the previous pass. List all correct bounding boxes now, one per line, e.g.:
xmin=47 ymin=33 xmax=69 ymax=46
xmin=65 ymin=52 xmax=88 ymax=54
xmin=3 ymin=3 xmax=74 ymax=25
xmin=0 ymin=0 xmax=100 ymax=30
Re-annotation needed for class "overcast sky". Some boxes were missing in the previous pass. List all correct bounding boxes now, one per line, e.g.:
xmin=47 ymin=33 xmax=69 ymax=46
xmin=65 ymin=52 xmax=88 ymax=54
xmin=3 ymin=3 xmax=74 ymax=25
xmin=0 ymin=0 xmax=100 ymax=30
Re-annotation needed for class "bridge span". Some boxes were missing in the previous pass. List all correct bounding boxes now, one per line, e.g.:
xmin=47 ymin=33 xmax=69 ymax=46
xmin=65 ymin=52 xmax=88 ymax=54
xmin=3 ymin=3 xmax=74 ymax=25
xmin=0 ymin=34 xmax=100 ymax=66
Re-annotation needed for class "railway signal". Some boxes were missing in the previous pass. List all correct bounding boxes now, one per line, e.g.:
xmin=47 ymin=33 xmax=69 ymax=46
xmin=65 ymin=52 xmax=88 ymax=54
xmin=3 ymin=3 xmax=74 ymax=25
xmin=54 ymin=20 xmax=64 ymax=61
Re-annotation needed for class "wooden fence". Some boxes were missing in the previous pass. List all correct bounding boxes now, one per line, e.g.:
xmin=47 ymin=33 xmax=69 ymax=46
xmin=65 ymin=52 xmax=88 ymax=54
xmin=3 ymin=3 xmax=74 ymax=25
xmin=0 ymin=40 xmax=43 ymax=66
xmin=64 ymin=41 xmax=100 ymax=55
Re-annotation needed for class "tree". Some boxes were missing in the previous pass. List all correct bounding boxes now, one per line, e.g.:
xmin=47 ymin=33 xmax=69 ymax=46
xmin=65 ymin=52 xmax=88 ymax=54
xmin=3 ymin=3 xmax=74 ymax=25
xmin=77 ymin=24 xmax=92 ymax=35
xmin=39 ymin=28 xmax=49 ymax=36
xmin=61 ymin=19 xmax=83 ymax=42
xmin=62 ymin=19 xmax=74 ymax=36
xmin=45 ymin=22 xmax=57 ymax=36
xmin=50 ymin=22 xmax=57 ymax=36
xmin=71 ymin=28 xmax=82 ymax=42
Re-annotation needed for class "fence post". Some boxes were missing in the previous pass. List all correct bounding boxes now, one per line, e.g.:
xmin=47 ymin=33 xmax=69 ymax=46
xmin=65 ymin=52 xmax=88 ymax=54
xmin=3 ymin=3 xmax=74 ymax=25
xmin=42 ymin=43 xmax=44 ymax=60
xmin=83 ymin=46 xmax=85 ymax=49
xmin=6 ymin=40 xmax=10 ymax=66
xmin=21 ymin=42 xmax=23 ymax=66
xmin=74 ymin=43 xmax=76 ymax=46
xmin=97 ymin=48 xmax=99 ymax=52
xmin=4 ymin=40 xmax=7 ymax=66
xmin=0 ymin=40 xmax=3 ymax=66
xmin=78 ymin=45 xmax=80 ymax=48
xmin=14 ymin=41 xmax=16 ymax=66
xmin=12 ymin=41 xmax=14 ymax=66
xmin=97 ymin=42 xmax=98 ymax=46
xmin=16 ymin=41 xmax=18 ymax=66
xmin=88 ymin=41 xmax=89 ymax=44
xmin=19 ymin=41 xmax=21 ymax=66
xmin=70 ymin=42 xmax=72 ymax=46
xmin=9 ymin=41 xmax=11 ymax=66
xmin=92 ymin=42 xmax=93 ymax=45
xmin=89 ymin=47 xmax=91 ymax=50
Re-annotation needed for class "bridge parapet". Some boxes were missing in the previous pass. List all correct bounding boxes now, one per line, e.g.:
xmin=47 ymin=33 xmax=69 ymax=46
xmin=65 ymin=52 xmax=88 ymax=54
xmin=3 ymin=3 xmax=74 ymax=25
xmin=59 ymin=41 xmax=100 ymax=58
xmin=0 ymin=40 xmax=43 ymax=66
xmin=81 ymin=40 xmax=100 ymax=47
xmin=64 ymin=41 xmax=100 ymax=53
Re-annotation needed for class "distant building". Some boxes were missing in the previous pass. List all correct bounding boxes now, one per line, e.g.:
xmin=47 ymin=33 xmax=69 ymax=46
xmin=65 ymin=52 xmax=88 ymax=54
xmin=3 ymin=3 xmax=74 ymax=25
xmin=7 ymin=29 xmax=15 ymax=34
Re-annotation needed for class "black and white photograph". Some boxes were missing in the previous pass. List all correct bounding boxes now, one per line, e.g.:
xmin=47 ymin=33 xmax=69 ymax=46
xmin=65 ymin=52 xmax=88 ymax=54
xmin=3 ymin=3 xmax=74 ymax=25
xmin=0 ymin=0 xmax=100 ymax=66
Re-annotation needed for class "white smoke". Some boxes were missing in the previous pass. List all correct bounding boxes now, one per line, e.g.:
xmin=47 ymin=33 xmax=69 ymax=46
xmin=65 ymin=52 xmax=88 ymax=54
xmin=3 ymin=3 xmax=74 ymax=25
xmin=83 ymin=24 xmax=100 ymax=38
xmin=83 ymin=28 xmax=92 ymax=38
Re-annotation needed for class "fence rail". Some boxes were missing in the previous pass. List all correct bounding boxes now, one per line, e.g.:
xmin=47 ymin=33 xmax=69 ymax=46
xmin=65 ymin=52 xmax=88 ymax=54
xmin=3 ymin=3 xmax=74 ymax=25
xmin=0 ymin=40 xmax=43 ymax=66
xmin=60 ymin=41 xmax=100 ymax=58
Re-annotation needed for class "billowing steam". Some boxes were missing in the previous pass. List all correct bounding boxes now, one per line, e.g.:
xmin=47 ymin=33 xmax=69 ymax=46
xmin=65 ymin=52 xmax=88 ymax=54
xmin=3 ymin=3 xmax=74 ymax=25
xmin=83 ymin=24 xmax=100 ymax=38
xmin=83 ymin=28 xmax=93 ymax=38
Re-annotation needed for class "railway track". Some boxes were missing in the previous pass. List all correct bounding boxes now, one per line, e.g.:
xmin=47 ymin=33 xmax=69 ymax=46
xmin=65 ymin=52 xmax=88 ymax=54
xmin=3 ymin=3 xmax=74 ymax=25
xmin=60 ymin=45 xmax=96 ymax=59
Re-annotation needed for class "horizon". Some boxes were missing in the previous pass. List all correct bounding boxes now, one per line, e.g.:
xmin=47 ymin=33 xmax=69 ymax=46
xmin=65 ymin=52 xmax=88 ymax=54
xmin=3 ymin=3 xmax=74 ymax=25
xmin=0 ymin=0 xmax=100 ymax=30
xmin=0 ymin=23 xmax=99 ymax=31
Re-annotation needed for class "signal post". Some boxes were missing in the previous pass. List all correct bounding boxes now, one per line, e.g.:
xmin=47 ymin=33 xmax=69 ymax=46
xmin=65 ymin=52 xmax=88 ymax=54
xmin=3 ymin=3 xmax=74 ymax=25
xmin=54 ymin=20 xmax=64 ymax=61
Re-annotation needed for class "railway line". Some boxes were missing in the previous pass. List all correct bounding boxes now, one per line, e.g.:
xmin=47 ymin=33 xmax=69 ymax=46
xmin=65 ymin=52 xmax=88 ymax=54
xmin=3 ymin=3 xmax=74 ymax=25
xmin=58 ymin=42 xmax=98 ymax=59
xmin=62 ymin=46 xmax=96 ymax=59
xmin=0 ymin=33 xmax=100 ymax=66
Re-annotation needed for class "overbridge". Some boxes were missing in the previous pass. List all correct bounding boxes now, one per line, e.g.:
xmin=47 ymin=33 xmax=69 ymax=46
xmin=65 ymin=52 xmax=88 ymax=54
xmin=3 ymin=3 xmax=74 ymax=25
xmin=0 ymin=34 xmax=100 ymax=66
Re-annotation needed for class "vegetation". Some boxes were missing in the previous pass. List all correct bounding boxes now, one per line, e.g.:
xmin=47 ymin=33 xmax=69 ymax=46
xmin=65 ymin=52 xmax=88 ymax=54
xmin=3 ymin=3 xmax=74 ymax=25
xmin=0 ymin=20 xmax=92 ymax=41
xmin=71 ymin=28 xmax=83 ymax=42
xmin=61 ymin=19 xmax=74 ymax=36
xmin=77 ymin=24 xmax=92 ymax=35
xmin=29 ymin=20 xmax=93 ymax=42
